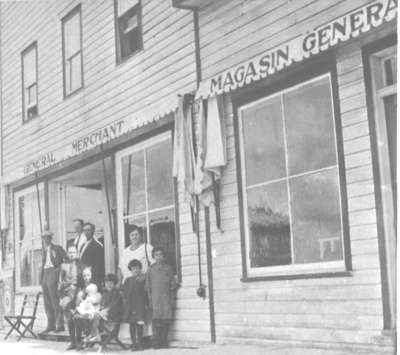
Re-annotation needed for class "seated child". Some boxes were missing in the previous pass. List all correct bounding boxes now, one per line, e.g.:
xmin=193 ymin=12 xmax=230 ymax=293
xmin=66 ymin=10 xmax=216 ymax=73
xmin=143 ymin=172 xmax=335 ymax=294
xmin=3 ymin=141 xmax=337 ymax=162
xmin=58 ymin=244 xmax=83 ymax=311
xmin=122 ymin=259 xmax=147 ymax=350
xmin=85 ymin=273 xmax=123 ymax=342
xmin=145 ymin=247 xmax=177 ymax=349
xmin=75 ymin=283 xmax=102 ymax=320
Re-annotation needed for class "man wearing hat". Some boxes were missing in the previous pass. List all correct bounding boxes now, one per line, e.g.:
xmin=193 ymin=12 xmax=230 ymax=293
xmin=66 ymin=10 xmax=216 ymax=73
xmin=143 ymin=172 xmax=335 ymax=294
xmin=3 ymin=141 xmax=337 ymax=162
xmin=40 ymin=230 xmax=67 ymax=333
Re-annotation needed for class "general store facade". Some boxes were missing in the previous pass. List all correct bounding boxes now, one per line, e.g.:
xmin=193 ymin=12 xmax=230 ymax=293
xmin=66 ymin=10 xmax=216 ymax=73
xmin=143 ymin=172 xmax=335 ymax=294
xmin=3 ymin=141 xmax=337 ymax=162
xmin=0 ymin=0 xmax=397 ymax=352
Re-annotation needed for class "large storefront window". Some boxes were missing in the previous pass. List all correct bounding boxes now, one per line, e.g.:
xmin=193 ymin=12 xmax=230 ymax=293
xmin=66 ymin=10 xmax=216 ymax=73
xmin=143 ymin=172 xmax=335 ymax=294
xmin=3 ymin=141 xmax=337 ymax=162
xmin=15 ymin=183 xmax=46 ymax=290
xmin=238 ymin=74 xmax=346 ymax=277
xmin=116 ymin=132 xmax=178 ymax=273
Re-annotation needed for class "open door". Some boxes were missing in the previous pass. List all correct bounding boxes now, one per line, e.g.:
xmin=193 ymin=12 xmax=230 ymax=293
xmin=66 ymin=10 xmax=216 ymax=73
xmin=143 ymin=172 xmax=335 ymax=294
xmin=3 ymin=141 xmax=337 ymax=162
xmin=49 ymin=158 xmax=115 ymax=273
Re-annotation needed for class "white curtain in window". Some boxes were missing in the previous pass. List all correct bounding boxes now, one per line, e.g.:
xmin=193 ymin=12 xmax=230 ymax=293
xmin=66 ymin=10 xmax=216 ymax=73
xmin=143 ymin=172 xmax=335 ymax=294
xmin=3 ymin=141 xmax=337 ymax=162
xmin=118 ymin=0 xmax=138 ymax=16
xmin=65 ymin=13 xmax=81 ymax=58
xmin=23 ymin=48 xmax=36 ymax=88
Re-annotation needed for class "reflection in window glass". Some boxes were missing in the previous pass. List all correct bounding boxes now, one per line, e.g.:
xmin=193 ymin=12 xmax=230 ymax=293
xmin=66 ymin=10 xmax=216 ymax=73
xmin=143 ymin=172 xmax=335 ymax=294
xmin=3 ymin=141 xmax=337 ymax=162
xmin=17 ymin=185 xmax=46 ymax=288
xmin=146 ymin=140 xmax=174 ymax=210
xmin=284 ymin=77 xmax=337 ymax=175
xmin=20 ymin=250 xmax=32 ymax=287
xmin=290 ymin=168 xmax=343 ymax=263
xmin=122 ymin=152 xmax=146 ymax=216
xmin=149 ymin=208 xmax=176 ymax=273
xmin=242 ymin=96 xmax=286 ymax=186
xmin=119 ymin=135 xmax=178 ymax=274
xmin=240 ymin=75 xmax=344 ymax=273
xmin=247 ymin=182 xmax=291 ymax=267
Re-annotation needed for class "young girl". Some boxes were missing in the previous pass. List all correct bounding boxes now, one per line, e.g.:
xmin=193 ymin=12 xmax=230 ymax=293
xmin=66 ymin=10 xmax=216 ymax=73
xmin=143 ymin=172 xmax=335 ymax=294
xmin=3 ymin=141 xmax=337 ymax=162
xmin=145 ymin=247 xmax=177 ymax=349
xmin=122 ymin=259 xmax=147 ymax=350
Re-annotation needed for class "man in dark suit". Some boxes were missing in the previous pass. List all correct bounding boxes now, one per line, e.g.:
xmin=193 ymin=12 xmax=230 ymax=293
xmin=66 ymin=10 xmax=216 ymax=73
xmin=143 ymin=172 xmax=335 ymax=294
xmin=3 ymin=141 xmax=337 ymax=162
xmin=80 ymin=222 xmax=105 ymax=287
xmin=40 ymin=230 xmax=67 ymax=333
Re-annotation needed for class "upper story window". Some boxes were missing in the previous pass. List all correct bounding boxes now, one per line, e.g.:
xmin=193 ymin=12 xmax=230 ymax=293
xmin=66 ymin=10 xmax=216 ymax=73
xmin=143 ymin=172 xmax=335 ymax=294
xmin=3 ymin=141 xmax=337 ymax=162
xmin=62 ymin=5 xmax=83 ymax=97
xmin=237 ymin=73 xmax=349 ymax=279
xmin=21 ymin=43 xmax=38 ymax=122
xmin=115 ymin=0 xmax=143 ymax=62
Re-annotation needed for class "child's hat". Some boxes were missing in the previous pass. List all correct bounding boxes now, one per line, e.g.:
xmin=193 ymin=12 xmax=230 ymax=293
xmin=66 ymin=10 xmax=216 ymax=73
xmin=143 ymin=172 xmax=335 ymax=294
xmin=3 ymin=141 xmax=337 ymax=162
xmin=105 ymin=273 xmax=118 ymax=284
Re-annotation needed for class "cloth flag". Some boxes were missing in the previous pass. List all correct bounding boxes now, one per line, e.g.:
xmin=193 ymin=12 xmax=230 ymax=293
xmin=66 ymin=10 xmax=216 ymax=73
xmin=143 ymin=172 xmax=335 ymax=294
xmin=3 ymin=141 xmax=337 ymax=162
xmin=173 ymin=95 xmax=196 ymax=208
xmin=194 ymin=94 xmax=227 ymax=229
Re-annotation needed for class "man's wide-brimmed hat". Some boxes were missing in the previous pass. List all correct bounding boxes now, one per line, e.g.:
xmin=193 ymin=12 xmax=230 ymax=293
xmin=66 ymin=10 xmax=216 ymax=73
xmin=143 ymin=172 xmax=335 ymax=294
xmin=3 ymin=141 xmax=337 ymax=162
xmin=41 ymin=230 xmax=54 ymax=238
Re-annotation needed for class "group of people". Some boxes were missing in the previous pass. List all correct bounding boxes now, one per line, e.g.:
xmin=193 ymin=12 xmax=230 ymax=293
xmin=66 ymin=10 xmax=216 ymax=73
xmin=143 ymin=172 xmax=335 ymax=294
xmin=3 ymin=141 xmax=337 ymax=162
xmin=40 ymin=219 xmax=177 ymax=351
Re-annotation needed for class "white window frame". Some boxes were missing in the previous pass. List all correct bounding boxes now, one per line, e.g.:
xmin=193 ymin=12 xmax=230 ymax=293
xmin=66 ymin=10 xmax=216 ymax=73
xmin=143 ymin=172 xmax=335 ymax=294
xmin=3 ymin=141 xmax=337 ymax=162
xmin=369 ymin=45 xmax=396 ymax=328
xmin=115 ymin=132 xmax=175 ymax=260
xmin=21 ymin=42 xmax=38 ymax=122
xmin=62 ymin=5 xmax=83 ymax=97
xmin=238 ymin=73 xmax=346 ymax=278
xmin=14 ymin=183 xmax=46 ymax=293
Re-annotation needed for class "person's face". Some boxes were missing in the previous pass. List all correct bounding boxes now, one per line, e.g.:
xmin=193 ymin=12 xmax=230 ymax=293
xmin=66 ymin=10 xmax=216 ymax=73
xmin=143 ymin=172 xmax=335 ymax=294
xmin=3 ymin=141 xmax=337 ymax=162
xmin=104 ymin=280 xmax=114 ymax=291
xmin=154 ymin=250 xmax=164 ymax=263
xmin=67 ymin=247 xmax=78 ymax=261
xmin=83 ymin=269 xmax=92 ymax=283
xmin=130 ymin=266 xmax=141 ymax=277
xmin=42 ymin=236 xmax=52 ymax=246
xmin=129 ymin=230 xmax=141 ymax=246
xmin=73 ymin=221 xmax=83 ymax=234
xmin=83 ymin=225 xmax=94 ymax=239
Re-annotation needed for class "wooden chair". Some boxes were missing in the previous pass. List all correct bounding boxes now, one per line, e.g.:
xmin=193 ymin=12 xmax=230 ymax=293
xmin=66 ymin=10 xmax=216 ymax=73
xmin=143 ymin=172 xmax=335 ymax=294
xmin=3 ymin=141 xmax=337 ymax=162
xmin=4 ymin=292 xmax=41 ymax=341
xmin=84 ymin=321 xmax=127 ymax=352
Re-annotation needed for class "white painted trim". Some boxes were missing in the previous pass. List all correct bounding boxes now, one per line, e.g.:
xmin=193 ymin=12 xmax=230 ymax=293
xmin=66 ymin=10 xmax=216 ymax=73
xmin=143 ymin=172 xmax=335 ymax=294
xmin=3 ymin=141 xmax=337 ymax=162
xmin=238 ymin=73 xmax=346 ymax=277
xmin=14 ymin=183 xmax=45 ymax=293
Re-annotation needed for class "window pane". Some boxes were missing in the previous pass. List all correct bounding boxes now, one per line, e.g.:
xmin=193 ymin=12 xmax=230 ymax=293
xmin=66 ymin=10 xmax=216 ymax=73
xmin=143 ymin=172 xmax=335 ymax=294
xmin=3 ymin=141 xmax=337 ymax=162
xmin=149 ymin=208 xmax=176 ymax=273
xmin=118 ymin=0 xmax=139 ymax=16
xmin=122 ymin=152 xmax=146 ymax=216
xmin=247 ymin=181 xmax=291 ymax=268
xmin=290 ymin=168 xmax=343 ymax=264
xmin=123 ymin=215 xmax=147 ymax=248
xmin=32 ymin=248 xmax=42 ymax=286
xmin=146 ymin=139 xmax=174 ymax=210
xmin=20 ymin=247 xmax=32 ymax=287
xmin=27 ymin=84 xmax=37 ymax=105
xmin=284 ymin=77 xmax=337 ymax=175
xmin=70 ymin=54 xmax=82 ymax=93
xmin=64 ymin=12 xmax=81 ymax=58
xmin=18 ymin=187 xmax=45 ymax=287
xmin=242 ymin=96 xmax=286 ymax=186
xmin=120 ymin=25 xmax=141 ymax=59
xmin=23 ymin=48 xmax=36 ymax=87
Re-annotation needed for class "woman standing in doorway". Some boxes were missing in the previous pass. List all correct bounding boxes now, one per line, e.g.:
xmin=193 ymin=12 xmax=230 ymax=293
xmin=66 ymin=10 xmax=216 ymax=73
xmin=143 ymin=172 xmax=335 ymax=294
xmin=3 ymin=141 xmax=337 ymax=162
xmin=118 ymin=226 xmax=154 ymax=283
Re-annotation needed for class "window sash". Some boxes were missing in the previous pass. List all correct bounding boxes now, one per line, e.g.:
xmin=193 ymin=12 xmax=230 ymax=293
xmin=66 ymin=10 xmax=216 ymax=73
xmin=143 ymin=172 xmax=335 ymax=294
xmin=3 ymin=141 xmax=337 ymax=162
xmin=63 ymin=7 xmax=83 ymax=96
xmin=116 ymin=132 xmax=179 ymax=271
xmin=117 ymin=0 xmax=139 ymax=17
xmin=15 ymin=184 xmax=46 ymax=291
xmin=239 ymin=73 xmax=345 ymax=276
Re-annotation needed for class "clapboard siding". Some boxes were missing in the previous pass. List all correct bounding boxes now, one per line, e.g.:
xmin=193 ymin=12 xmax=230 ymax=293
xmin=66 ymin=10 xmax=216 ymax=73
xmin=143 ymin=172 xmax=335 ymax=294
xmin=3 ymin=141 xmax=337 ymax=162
xmin=1 ymin=0 xmax=196 ymax=173
xmin=199 ymin=0 xmax=373 ymax=79
xmin=191 ymin=0 xmax=392 ymax=347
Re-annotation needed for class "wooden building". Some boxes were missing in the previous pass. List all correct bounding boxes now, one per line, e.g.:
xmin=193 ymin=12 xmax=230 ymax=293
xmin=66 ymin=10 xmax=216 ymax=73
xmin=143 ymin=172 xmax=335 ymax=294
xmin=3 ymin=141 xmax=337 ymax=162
xmin=0 ymin=0 xmax=397 ymax=352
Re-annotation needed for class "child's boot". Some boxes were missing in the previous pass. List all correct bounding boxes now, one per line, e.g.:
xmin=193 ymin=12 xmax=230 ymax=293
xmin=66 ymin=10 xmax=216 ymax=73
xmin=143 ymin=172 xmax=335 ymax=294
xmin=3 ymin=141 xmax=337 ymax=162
xmin=161 ymin=323 xmax=169 ymax=348
xmin=136 ymin=324 xmax=144 ymax=350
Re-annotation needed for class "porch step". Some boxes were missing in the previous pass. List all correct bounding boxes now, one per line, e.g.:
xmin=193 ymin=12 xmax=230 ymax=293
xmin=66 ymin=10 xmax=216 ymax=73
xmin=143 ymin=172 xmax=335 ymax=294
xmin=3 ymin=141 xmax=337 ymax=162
xmin=37 ymin=330 xmax=70 ymax=342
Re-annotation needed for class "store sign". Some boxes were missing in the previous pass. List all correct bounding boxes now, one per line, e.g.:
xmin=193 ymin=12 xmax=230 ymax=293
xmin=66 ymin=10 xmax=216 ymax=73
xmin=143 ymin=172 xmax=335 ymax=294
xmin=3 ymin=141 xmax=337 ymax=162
xmin=71 ymin=120 xmax=125 ymax=154
xmin=17 ymin=95 xmax=178 ymax=179
xmin=24 ymin=152 xmax=57 ymax=175
xmin=198 ymin=0 xmax=397 ymax=98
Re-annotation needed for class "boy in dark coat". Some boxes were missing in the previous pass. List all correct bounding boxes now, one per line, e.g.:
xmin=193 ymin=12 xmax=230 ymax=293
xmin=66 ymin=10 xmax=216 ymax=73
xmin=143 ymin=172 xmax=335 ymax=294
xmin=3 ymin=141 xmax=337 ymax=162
xmin=122 ymin=259 xmax=147 ymax=350
xmin=145 ymin=247 xmax=177 ymax=349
